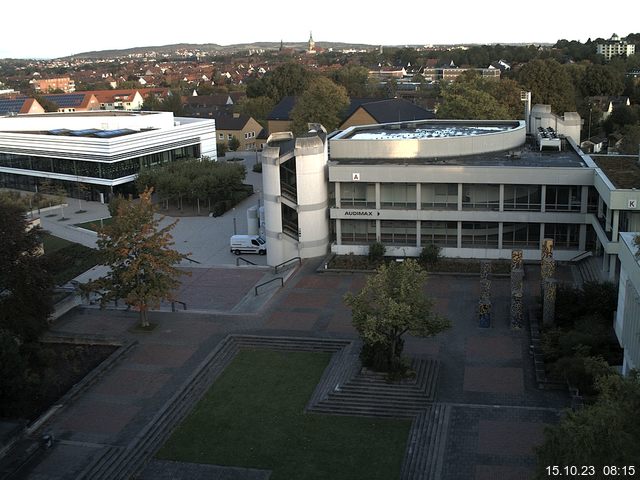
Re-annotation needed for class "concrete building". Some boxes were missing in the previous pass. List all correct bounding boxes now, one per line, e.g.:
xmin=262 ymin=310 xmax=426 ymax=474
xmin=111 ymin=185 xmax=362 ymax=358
xmin=31 ymin=77 xmax=76 ymax=93
xmin=596 ymin=34 xmax=636 ymax=60
xmin=0 ymin=111 xmax=216 ymax=201
xmin=615 ymin=233 xmax=640 ymax=375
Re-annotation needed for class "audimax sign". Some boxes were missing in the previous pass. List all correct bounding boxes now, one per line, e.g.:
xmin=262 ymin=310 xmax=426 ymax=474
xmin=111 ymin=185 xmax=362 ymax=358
xmin=344 ymin=210 xmax=380 ymax=216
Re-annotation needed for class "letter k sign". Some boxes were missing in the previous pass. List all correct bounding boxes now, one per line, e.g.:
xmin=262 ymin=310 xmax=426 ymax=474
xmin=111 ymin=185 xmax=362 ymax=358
xmin=629 ymin=199 xmax=638 ymax=209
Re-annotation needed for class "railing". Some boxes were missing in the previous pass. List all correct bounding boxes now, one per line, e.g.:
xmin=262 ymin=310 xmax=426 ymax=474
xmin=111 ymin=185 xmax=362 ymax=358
xmin=254 ymin=277 xmax=283 ymax=296
xmin=183 ymin=256 xmax=202 ymax=264
xmin=236 ymin=257 xmax=257 ymax=266
xmin=274 ymin=256 xmax=302 ymax=274
xmin=171 ymin=300 xmax=187 ymax=312
xmin=568 ymin=251 xmax=593 ymax=263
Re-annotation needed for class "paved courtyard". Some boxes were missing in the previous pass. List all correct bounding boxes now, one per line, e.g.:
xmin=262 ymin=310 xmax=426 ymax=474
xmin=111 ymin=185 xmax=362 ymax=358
xmin=16 ymin=257 xmax=569 ymax=480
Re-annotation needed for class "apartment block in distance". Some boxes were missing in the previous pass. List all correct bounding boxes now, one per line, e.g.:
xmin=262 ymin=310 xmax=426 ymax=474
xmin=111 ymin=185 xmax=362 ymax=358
xmin=596 ymin=34 xmax=636 ymax=60
xmin=31 ymin=77 xmax=76 ymax=93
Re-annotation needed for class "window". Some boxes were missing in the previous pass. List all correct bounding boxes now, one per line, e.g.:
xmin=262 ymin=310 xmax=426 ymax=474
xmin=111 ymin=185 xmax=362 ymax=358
xmin=544 ymin=223 xmax=579 ymax=249
xmin=227 ymin=134 xmax=233 ymax=140
xmin=462 ymin=184 xmax=499 ymax=210
xmin=461 ymin=222 xmax=499 ymax=248
xmin=380 ymin=220 xmax=416 ymax=245
xmin=422 ymin=183 xmax=458 ymax=209
xmin=219 ymin=133 xmax=224 ymax=139
xmin=341 ymin=220 xmax=376 ymax=244
xmin=545 ymin=186 xmax=581 ymax=212
xmin=503 ymin=185 xmax=541 ymax=211
xmin=339 ymin=182 xmax=376 ymax=208
xmin=502 ymin=223 xmax=540 ymax=248
xmin=380 ymin=183 xmax=416 ymax=209
xmin=421 ymin=221 xmax=457 ymax=247
xmin=281 ymin=203 xmax=298 ymax=240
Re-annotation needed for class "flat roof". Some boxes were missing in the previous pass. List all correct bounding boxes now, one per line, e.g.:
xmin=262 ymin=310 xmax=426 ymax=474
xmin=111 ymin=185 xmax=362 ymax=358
xmin=347 ymin=123 xmax=517 ymax=140
xmin=592 ymin=155 xmax=640 ymax=189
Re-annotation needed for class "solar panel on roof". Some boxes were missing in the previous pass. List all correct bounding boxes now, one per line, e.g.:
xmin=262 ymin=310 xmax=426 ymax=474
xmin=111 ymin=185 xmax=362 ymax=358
xmin=0 ymin=99 xmax=27 ymax=115
xmin=41 ymin=93 xmax=85 ymax=108
xmin=70 ymin=129 xmax=99 ymax=136
xmin=93 ymin=129 xmax=136 ymax=138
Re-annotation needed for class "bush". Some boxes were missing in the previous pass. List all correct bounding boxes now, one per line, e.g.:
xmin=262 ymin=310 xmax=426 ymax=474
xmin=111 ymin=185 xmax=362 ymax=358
xmin=368 ymin=241 xmax=386 ymax=263
xmin=551 ymin=354 xmax=612 ymax=396
xmin=108 ymin=194 xmax=127 ymax=217
xmin=216 ymin=142 xmax=227 ymax=157
xmin=228 ymin=136 xmax=240 ymax=151
xmin=419 ymin=243 xmax=441 ymax=267
xmin=252 ymin=162 xmax=263 ymax=173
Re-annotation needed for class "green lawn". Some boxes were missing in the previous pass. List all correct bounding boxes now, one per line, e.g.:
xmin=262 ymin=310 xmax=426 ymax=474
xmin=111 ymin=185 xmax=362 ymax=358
xmin=42 ymin=234 xmax=103 ymax=285
xmin=74 ymin=217 xmax=113 ymax=232
xmin=157 ymin=349 xmax=411 ymax=480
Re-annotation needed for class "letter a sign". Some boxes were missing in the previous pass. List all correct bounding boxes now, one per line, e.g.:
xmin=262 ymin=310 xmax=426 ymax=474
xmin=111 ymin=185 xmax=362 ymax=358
xmin=352 ymin=173 xmax=360 ymax=181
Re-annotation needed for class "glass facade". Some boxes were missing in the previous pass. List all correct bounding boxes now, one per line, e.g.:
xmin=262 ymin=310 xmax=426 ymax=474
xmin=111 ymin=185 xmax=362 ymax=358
xmin=0 ymin=145 xmax=200 ymax=181
xmin=544 ymin=223 xmax=580 ymax=249
xmin=279 ymin=157 xmax=297 ymax=202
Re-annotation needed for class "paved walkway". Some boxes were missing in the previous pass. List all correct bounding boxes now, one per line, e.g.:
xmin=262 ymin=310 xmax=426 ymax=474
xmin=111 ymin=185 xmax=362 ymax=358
xmin=18 ymin=258 xmax=569 ymax=480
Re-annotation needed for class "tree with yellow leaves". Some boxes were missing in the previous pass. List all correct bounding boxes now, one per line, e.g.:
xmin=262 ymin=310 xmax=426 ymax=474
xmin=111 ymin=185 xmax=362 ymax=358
xmin=83 ymin=188 xmax=189 ymax=327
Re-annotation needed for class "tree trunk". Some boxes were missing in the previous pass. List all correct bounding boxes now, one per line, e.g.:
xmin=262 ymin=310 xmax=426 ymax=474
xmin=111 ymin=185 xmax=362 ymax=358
xmin=140 ymin=307 xmax=149 ymax=328
xmin=197 ymin=197 xmax=200 ymax=215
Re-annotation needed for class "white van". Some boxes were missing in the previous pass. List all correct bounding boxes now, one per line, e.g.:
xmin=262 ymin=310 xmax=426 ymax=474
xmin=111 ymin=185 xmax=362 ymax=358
xmin=230 ymin=235 xmax=267 ymax=255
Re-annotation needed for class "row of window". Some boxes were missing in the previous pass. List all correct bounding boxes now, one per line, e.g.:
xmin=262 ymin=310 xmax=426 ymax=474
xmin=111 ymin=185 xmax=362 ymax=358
xmin=337 ymin=183 xmax=597 ymax=212
xmin=340 ymin=220 xmax=582 ymax=249
xmin=0 ymin=146 xmax=199 ymax=180
xmin=217 ymin=131 xmax=256 ymax=141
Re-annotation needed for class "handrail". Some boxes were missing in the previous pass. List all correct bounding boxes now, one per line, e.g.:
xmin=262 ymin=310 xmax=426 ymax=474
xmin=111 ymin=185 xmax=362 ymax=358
xmin=184 ymin=256 xmax=202 ymax=264
xmin=568 ymin=251 xmax=593 ymax=263
xmin=236 ymin=257 xmax=257 ymax=266
xmin=274 ymin=256 xmax=302 ymax=274
xmin=255 ymin=277 xmax=284 ymax=295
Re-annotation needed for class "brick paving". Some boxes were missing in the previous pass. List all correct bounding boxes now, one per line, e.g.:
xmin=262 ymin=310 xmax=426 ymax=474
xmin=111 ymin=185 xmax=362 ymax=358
xmin=17 ymin=260 xmax=571 ymax=479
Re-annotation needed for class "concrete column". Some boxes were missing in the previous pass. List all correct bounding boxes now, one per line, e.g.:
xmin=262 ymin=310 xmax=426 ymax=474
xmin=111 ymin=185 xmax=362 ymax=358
xmin=458 ymin=183 xmax=463 ymax=211
xmin=605 ymin=205 xmax=612 ymax=232
xmin=498 ymin=222 xmax=504 ymax=250
xmin=609 ymin=254 xmax=617 ymax=281
xmin=612 ymin=210 xmax=620 ymax=239
xmin=602 ymin=253 xmax=609 ymax=274
xmin=416 ymin=220 xmax=421 ymax=248
xmin=539 ymin=223 xmax=545 ymax=249
xmin=581 ymin=185 xmax=589 ymax=214
xmin=540 ymin=185 xmax=546 ymax=213
xmin=598 ymin=196 xmax=603 ymax=218
xmin=579 ymin=224 xmax=587 ymax=251
xmin=499 ymin=184 xmax=505 ymax=212
xmin=335 ymin=219 xmax=342 ymax=245
xmin=376 ymin=219 xmax=381 ymax=242
xmin=375 ymin=183 xmax=381 ymax=210
xmin=416 ymin=184 xmax=421 ymax=210
xmin=457 ymin=221 xmax=462 ymax=249
xmin=335 ymin=182 xmax=341 ymax=208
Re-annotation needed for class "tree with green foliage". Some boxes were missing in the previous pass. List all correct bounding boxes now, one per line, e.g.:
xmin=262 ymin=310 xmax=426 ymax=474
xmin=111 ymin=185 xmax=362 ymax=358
xmin=438 ymin=72 xmax=522 ymax=119
xmin=344 ymin=259 xmax=450 ymax=374
xmin=582 ymin=64 xmax=625 ymax=97
xmin=535 ymin=371 xmax=640 ymax=476
xmin=0 ymin=201 xmax=53 ymax=342
xmin=332 ymin=65 xmax=371 ymax=97
xmin=518 ymin=59 xmax=576 ymax=113
xmin=619 ymin=125 xmax=640 ymax=155
xmin=83 ymin=188 xmax=189 ymax=327
xmin=246 ymin=63 xmax=313 ymax=103
xmin=234 ymin=95 xmax=275 ymax=128
xmin=291 ymin=77 xmax=349 ymax=134
xmin=228 ymin=135 xmax=240 ymax=151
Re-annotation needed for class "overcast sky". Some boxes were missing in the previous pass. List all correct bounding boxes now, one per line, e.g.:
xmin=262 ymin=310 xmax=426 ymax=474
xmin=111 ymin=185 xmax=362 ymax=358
xmin=1 ymin=0 xmax=637 ymax=59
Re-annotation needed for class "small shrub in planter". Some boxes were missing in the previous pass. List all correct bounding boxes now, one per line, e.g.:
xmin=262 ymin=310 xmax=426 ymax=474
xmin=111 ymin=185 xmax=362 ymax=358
xmin=419 ymin=243 xmax=441 ymax=267
xmin=252 ymin=162 xmax=263 ymax=173
xmin=368 ymin=241 xmax=386 ymax=263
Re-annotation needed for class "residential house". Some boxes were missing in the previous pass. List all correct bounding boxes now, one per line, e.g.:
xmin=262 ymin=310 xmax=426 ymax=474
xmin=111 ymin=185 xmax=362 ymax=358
xmin=339 ymin=98 xmax=435 ymax=130
xmin=39 ymin=93 xmax=101 ymax=112
xmin=0 ymin=97 xmax=45 ymax=115
xmin=214 ymin=113 xmax=263 ymax=151
xmin=90 ymin=90 xmax=145 ymax=111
